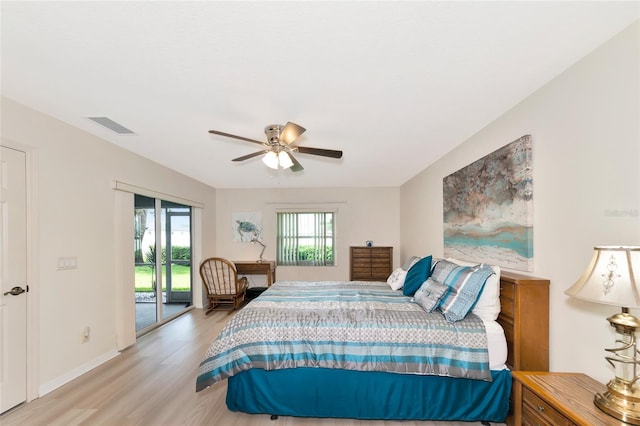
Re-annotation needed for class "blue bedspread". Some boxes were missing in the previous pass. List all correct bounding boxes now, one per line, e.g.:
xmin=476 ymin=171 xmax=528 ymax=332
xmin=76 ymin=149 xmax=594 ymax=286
xmin=196 ymin=281 xmax=490 ymax=392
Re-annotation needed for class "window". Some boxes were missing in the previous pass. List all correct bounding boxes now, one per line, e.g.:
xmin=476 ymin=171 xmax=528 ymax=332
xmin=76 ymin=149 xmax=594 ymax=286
xmin=277 ymin=212 xmax=334 ymax=266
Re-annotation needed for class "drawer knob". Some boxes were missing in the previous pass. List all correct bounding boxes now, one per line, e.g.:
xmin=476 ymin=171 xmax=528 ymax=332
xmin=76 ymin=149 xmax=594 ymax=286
xmin=536 ymin=405 xmax=545 ymax=412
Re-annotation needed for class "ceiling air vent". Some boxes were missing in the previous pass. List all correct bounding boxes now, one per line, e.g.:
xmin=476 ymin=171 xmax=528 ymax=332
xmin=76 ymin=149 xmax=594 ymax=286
xmin=87 ymin=116 xmax=135 ymax=135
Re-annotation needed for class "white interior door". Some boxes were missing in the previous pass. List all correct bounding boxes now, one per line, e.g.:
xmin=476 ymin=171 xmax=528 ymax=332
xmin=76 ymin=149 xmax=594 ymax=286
xmin=0 ymin=146 xmax=28 ymax=413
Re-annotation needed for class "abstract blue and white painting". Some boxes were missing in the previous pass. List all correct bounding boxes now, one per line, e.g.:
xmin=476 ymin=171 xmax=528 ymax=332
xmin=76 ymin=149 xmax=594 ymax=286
xmin=443 ymin=135 xmax=533 ymax=271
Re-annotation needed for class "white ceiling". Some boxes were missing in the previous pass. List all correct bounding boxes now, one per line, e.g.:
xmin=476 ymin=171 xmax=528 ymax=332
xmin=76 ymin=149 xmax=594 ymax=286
xmin=2 ymin=1 xmax=638 ymax=189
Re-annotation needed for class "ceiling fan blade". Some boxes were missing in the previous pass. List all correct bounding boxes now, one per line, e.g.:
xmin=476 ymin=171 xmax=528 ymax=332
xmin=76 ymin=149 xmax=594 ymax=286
xmin=296 ymin=146 xmax=343 ymax=159
xmin=288 ymin=152 xmax=304 ymax=172
xmin=280 ymin=122 xmax=306 ymax=145
xmin=232 ymin=150 xmax=268 ymax=162
xmin=209 ymin=130 xmax=265 ymax=145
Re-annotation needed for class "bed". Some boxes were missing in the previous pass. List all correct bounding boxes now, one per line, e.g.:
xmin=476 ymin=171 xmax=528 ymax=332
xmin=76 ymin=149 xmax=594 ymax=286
xmin=196 ymin=258 xmax=550 ymax=423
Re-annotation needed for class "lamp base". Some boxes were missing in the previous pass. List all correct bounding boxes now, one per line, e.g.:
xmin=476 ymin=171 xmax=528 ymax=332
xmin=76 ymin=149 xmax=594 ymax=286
xmin=595 ymin=377 xmax=640 ymax=425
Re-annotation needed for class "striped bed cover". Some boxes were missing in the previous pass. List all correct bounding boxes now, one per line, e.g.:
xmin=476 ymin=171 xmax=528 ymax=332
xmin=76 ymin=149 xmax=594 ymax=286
xmin=196 ymin=280 xmax=490 ymax=392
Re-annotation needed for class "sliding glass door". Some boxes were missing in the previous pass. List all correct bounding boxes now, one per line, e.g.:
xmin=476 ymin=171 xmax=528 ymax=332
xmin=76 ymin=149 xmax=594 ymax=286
xmin=161 ymin=200 xmax=192 ymax=318
xmin=134 ymin=195 xmax=192 ymax=334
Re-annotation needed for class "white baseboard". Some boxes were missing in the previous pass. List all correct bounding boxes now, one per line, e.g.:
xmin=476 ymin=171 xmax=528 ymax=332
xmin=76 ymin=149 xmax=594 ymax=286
xmin=39 ymin=349 xmax=120 ymax=396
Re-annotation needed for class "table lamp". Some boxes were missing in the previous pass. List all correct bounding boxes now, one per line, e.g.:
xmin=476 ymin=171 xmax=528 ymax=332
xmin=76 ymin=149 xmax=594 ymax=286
xmin=250 ymin=237 xmax=266 ymax=263
xmin=565 ymin=246 xmax=640 ymax=424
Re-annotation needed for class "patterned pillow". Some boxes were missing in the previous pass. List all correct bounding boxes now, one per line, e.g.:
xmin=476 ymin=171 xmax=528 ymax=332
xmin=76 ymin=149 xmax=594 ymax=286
xmin=386 ymin=267 xmax=408 ymax=290
xmin=446 ymin=258 xmax=501 ymax=321
xmin=413 ymin=277 xmax=450 ymax=312
xmin=431 ymin=260 xmax=495 ymax=322
xmin=402 ymin=255 xmax=433 ymax=296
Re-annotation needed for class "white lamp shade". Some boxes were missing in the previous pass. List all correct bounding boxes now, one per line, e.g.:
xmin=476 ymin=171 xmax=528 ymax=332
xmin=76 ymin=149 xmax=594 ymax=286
xmin=278 ymin=151 xmax=294 ymax=169
xmin=262 ymin=151 xmax=279 ymax=169
xmin=565 ymin=246 xmax=640 ymax=308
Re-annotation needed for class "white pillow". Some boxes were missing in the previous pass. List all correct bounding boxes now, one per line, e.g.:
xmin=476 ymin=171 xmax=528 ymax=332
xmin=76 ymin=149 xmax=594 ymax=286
xmin=445 ymin=257 xmax=501 ymax=321
xmin=402 ymin=256 xmax=421 ymax=271
xmin=387 ymin=267 xmax=408 ymax=290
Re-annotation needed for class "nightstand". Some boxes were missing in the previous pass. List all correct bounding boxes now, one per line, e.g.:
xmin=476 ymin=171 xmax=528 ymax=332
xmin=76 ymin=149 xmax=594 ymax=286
xmin=511 ymin=371 xmax=627 ymax=425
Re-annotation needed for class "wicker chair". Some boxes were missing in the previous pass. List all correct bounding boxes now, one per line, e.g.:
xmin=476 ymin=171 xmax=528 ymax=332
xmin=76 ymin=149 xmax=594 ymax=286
xmin=199 ymin=257 xmax=248 ymax=314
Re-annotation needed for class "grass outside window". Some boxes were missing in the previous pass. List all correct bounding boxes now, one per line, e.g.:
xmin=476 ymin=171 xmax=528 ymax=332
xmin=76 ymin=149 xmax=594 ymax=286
xmin=135 ymin=264 xmax=191 ymax=291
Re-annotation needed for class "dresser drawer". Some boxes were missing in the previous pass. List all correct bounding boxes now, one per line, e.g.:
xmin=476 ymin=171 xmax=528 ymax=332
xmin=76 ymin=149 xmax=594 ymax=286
xmin=352 ymin=268 xmax=371 ymax=279
xmin=523 ymin=404 xmax=557 ymax=426
xmin=499 ymin=282 xmax=515 ymax=318
xmin=371 ymin=257 xmax=390 ymax=266
xmin=351 ymin=255 xmax=372 ymax=262
xmin=500 ymin=298 xmax=515 ymax=320
xmin=522 ymin=403 xmax=550 ymax=426
xmin=371 ymin=269 xmax=391 ymax=281
xmin=352 ymin=260 xmax=372 ymax=269
xmin=500 ymin=281 xmax=514 ymax=298
xmin=371 ymin=248 xmax=391 ymax=258
xmin=501 ymin=321 xmax=514 ymax=368
xmin=522 ymin=388 xmax=573 ymax=426
xmin=351 ymin=248 xmax=371 ymax=257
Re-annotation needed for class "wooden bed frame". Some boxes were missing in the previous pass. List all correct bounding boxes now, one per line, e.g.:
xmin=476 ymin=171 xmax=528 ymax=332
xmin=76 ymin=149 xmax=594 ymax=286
xmin=224 ymin=271 xmax=550 ymax=422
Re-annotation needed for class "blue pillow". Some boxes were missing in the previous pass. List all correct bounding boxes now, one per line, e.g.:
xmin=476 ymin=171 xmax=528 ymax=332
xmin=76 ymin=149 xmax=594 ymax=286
xmin=402 ymin=255 xmax=432 ymax=296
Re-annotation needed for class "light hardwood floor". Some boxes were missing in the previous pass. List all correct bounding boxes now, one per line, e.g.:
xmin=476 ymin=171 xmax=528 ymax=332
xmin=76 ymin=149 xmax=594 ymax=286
xmin=1 ymin=309 xmax=505 ymax=426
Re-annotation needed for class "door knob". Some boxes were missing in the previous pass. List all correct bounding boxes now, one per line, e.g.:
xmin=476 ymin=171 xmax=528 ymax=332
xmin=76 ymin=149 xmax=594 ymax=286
xmin=3 ymin=286 xmax=26 ymax=296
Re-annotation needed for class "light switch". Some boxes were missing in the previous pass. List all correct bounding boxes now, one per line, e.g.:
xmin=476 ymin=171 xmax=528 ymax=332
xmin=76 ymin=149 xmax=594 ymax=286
xmin=57 ymin=257 xmax=78 ymax=270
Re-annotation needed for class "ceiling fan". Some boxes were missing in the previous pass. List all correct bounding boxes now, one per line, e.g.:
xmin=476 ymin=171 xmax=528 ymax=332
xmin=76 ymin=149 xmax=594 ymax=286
xmin=208 ymin=122 xmax=343 ymax=172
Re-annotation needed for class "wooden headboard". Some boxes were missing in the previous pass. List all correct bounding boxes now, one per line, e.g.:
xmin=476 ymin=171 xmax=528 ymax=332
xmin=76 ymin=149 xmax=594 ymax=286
xmin=497 ymin=271 xmax=550 ymax=371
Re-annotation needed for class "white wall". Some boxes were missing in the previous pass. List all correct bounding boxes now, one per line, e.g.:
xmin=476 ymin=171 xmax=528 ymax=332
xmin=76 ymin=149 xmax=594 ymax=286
xmin=215 ymin=187 xmax=400 ymax=284
xmin=1 ymin=97 xmax=217 ymax=394
xmin=400 ymin=22 xmax=640 ymax=383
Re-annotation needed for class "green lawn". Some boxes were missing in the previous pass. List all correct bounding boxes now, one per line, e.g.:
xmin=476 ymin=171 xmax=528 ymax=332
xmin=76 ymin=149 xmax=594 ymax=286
xmin=135 ymin=264 xmax=191 ymax=291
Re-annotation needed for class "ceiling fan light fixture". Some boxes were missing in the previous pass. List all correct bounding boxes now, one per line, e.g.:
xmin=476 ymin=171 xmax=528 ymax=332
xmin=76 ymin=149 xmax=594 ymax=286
xmin=210 ymin=122 xmax=342 ymax=172
xmin=278 ymin=151 xmax=294 ymax=169
xmin=262 ymin=151 xmax=279 ymax=169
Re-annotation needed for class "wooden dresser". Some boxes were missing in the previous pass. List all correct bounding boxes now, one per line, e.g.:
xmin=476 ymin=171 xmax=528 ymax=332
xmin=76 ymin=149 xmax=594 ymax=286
xmin=497 ymin=272 xmax=550 ymax=371
xmin=511 ymin=372 xmax=626 ymax=426
xmin=349 ymin=246 xmax=393 ymax=281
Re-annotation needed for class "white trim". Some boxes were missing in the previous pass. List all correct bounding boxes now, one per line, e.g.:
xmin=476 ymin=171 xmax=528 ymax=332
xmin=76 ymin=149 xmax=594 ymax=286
xmin=114 ymin=191 xmax=136 ymax=351
xmin=1 ymin=140 xmax=40 ymax=403
xmin=267 ymin=201 xmax=346 ymax=206
xmin=112 ymin=180 xmax=204 ymax=208
xmin=39 ymin=350 xmax=119 ymax=396
xmin=275 ymin=207 xmax=340 ymax=213
xmin=192 ymin=208 xmax=204 ymax=309
xmin=25 ymin=148 xmax=39 ymax=402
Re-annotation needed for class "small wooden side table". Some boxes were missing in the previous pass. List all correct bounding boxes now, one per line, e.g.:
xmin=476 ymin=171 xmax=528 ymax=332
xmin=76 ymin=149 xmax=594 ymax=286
xmin=511 ymin=371 xmax=628 ymax=426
